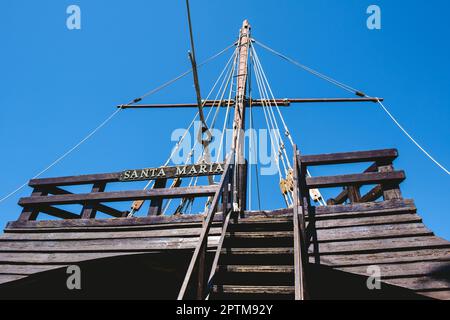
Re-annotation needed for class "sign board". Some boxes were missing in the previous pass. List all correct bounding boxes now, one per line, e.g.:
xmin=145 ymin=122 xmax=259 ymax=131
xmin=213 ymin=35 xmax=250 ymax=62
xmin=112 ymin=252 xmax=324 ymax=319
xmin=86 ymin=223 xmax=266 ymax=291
xmin=119 ymin=163 xmax=225 ymax=182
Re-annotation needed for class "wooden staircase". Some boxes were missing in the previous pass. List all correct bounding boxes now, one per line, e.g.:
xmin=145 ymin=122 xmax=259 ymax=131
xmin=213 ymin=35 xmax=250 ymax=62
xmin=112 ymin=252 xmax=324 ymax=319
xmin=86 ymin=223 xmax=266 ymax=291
xmin=210 ymin=215 xmax=296 ymax=299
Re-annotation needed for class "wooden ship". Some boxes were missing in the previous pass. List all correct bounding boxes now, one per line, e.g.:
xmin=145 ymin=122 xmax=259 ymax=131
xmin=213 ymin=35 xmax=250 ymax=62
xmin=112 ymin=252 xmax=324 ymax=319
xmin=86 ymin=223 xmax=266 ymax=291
xmin=0 ymin=19 xmax=449 ymax=300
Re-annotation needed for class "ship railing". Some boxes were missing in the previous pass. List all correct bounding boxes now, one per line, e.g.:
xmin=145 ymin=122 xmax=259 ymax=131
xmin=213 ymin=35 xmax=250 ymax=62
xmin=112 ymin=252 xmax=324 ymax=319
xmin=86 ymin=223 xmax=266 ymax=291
xmin=298 ymin=148 xmax=405 ymax=206
xmin=292 ymin=147 xmax=406 ymax=300
xmin=16 ymin=171 xmax=222 ymax=222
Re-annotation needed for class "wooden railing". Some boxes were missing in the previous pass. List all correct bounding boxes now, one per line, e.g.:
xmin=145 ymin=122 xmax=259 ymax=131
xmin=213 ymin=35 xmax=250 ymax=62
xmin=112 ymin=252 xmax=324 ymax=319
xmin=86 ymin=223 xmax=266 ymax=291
xmin=292 ymin=145 xmax=309 ymax=300
xmin=298 ymin=149 xmax=405 ymax=206
xmin=177 ymin=152 xmax=235 ymax=300
xmin=17 ymin=171 xmax=222 ymax=222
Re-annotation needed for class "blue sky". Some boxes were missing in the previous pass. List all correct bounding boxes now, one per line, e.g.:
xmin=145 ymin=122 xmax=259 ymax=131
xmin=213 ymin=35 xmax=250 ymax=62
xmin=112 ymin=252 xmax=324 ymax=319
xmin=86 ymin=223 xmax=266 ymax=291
xmin=0 ymin=1 xmax=449 ymax=239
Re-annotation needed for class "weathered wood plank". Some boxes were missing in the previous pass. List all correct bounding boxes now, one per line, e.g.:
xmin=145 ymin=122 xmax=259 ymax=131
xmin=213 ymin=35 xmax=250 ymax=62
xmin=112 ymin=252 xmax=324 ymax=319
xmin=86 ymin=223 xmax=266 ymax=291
xmin=0 ymin=274 xmax=27 ymax=284
xmin=212 ymin=285 xmax=294 ymax=295
xmin=19 ymin=185 xmax=218 ymax=206
xmin=218 ymin=265 xmax=294 ymax=273
xmin=312 ymin=213 xmax=422 ymax=229
xmin=315 ymin=223 xmax=432 ymax=242
xmin=6 ymin=212 xmax=219 ymax=230
xmin=313 ymin=248 xmax=450 ymax=267
xmin=312 ymin=236 xmax=449 ymax=255
xmin=29 ymin=172 xmax=121 ymax=187
xmin=384 ymin=277 xmax=450 ymax=291
xmin=300 ymin=149 xmax=398 ymax=166
xmin=306 ymin=171 xmax=405 ymax=189
xmin=336 ymin=261 xmax=450 ymax=278
xmin=313 ymin=199 xmax=415 ymax=216
xmin=0 ymin=227 xmax=222 ymax=241
xmin=418 ymin=290 xmax=450 ymax=300
xmin=0 ymin=236 xmax=221 ymax=253
xmin=0 ymin=264 xmax=67 ymax=275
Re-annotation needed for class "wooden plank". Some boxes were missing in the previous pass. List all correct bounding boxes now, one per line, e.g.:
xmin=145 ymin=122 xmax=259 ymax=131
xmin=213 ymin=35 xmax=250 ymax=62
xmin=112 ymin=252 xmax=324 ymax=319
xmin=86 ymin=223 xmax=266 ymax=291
xmin=306 ymin=171 xmax=405 ymax=189
xmin=0 ymin=251 xmax=159 ymax=264
xmin=219 ymin=265 xmax=294 ymax=273
xmin=418 ymin=290 xmax=450 ymax=300
xmin=6 ymin=213 xmax=221 ymax=230
xmin=384 ymin=277 xmax=450 ymax=291
xmin=314 ymin=248 xmax=450 ymax=267
xmin=300 ymin=149 xmax=398 ymax=166
xmin=29 ymin=172 xmax=121 ymax=187
xmin=0 ymin=236 xmax=221 ymax=253
xmin=313 ymin=199 xmax=415 ymax=216
xmin=313 ymin=236 xmax=450 ymax=255
xmin=313 ymin=213 xmax=423 ymax=229
xmin=0 ymin=227 xmax=222 ymax=241
xmin=337 ymin=261 xmax=450 ymax=278
xmin=212 ymin=285 xmax=294 ymax=295
xmin=315 ymin=223 xmax=432 ymax=242
xmin=0 ymin=264 xmax=67 ymax=275
xmin=18 ymin=185 xmax=218 ymax=206
xmin=0 ymin=274 xmax=27 ymax=284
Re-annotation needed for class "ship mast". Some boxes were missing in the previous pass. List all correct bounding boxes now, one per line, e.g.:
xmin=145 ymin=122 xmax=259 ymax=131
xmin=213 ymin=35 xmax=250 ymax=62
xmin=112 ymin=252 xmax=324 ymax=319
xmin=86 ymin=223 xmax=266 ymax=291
xmin=232 ymin=19 xmax=251 ymax=212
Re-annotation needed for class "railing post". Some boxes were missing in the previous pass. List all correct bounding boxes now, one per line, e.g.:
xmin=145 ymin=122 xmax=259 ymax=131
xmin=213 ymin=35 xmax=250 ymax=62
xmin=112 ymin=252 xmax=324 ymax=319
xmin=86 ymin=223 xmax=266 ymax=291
xmin=293 ymin=145 xmax=308 ymax=300
xmin=18 ymin=188 xmax=48 ymax=221
xmin=377 ymin=161 xmax=402 ymax=200
xmin=347 ymin=185 xmax=361 ymax=203
xmin=81 ymin=182 xmax=106 ymax=219
xmin=148 ymin=178 xmax=168 ymax=216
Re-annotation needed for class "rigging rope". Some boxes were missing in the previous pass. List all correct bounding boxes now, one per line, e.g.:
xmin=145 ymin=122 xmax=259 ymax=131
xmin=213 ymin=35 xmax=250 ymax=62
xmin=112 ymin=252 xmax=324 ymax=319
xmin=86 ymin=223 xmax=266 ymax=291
xmin=254 ymin=38 xmax=450 ymax=177
xmin=0 ymin=43 xmax=235 ymax=205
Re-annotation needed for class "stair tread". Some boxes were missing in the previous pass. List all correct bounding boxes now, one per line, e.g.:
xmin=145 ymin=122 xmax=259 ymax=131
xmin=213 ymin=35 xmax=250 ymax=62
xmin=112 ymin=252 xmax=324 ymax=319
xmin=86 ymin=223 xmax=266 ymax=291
xmin=226 ymin=231 xmax=293 ymax=238
xmin=212 ymin=285 xmax=295 ymax=294
xmin=221 ymin=247 xmax=294 ymax=255
xmin=218 ymin=265 xmax=294 ymax=273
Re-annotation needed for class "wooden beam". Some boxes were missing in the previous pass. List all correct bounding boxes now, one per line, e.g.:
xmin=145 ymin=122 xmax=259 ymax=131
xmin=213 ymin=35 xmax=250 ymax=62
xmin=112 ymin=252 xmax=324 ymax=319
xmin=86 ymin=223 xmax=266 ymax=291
xmin=118 ymin=97 xmax=384 ymax=109
xmin=300 ymin=149 xmax=398 ymax=166
xmin=47 ymin=187 xmax=128 ymax=218
xmin=81 ymin=183 xmax=106 ymax=219
xmin=19 ymin=185 xmax=218 ymax=207
xmin=306 ymin=171 xmax=406 ymax=189
xmin=148 ymin=179 xmax=167 ymax=216
xmin=29 ymin=173 xmax=120 ymax=187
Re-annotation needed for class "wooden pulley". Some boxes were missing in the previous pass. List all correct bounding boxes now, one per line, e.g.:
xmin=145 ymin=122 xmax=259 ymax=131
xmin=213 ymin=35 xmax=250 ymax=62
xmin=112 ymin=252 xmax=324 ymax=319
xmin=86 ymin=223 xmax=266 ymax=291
xmin=285 ymin=169 xmax=294 ymax=192
xmin=279 ymin=179 xmax=288 ymax=195
xmin=310 ymin=188 xmax=322 ymax=202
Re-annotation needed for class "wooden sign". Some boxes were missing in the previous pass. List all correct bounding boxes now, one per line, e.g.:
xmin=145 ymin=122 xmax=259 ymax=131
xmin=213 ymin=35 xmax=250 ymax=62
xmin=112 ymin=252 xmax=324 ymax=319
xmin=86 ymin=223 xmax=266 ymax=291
xmin=119 ymin=163 xmax=225 ymax=182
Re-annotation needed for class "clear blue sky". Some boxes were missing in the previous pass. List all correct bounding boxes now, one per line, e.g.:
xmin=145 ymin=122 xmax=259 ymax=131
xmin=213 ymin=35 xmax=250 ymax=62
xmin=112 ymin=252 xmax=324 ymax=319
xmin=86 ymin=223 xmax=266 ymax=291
xmin=1 ymin=1 xmax=449 ymax=239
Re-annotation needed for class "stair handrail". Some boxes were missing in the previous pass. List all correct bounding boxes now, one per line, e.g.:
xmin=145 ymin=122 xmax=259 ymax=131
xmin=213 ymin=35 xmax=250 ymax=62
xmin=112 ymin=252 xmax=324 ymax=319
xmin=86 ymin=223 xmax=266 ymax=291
xmin=177 ymin=151 xmax=235 ymax=300
xmin=293 ymin=145 xmax=309 ymax=300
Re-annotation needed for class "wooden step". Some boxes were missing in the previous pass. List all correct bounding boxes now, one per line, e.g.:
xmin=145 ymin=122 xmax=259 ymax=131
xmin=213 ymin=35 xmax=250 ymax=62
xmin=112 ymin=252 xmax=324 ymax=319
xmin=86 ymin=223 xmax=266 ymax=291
xmin=228 ymin=220 xmax=292 ymax=232
xmin=221 ymin=247 xmax=294 ymax=255
xmin=226 ymin=231 xmax=293 ymax=239
xmin=217 ymin=265 xmax=294 ymax=273
xmin=212 ymin=285 xmax=295 ymax=295
xmin=219 ymin=247 xmax=294 ymax=265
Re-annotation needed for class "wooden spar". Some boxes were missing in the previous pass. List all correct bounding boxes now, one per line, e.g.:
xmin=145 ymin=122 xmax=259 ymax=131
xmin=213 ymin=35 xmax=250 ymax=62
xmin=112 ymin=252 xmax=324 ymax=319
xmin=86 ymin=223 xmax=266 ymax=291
xmin=231 ymin=19 xmax=251 ymax=212
xmin=118 ymin=97 xmax=384 ymax=109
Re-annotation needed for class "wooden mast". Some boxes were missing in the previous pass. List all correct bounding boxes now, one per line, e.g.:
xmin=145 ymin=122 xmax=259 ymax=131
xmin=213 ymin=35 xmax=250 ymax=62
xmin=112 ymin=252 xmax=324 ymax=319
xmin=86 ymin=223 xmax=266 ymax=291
xmin=232 ymin=19 xmax=251 ymax=212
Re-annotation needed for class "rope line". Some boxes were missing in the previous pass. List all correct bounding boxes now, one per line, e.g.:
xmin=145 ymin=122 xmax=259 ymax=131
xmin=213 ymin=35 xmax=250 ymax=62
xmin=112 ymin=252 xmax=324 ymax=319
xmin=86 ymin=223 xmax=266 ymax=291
xmin=0 ymin=43 xmax=235 ymax=205
xmin=254 ymin=38 xmax=450 ymax=177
